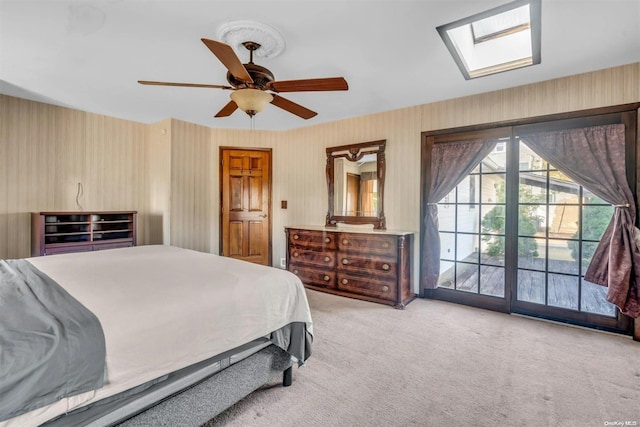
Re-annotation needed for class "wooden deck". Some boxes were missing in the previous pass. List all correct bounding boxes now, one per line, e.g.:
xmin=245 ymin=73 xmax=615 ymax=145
xmin=438 ymin=255 xmax=615 ymax=317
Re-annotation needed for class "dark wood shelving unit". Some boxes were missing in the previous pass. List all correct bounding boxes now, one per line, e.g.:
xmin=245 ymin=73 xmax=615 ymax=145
xmin=32 ymin=211 xmax=137 ymax=256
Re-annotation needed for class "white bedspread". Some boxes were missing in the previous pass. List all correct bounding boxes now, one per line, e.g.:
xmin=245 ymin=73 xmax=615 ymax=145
xmin=2 ymin=245 xmax=313 ymax=427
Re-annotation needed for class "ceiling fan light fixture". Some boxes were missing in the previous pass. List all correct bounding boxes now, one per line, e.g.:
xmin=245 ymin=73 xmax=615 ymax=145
xmin=231 ymin=89 xmax=273 ymax=116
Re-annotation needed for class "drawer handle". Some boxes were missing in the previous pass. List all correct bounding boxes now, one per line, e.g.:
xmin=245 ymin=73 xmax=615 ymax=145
xmin=293 ymin=251 xmax=299 ymax=257
xmin=323 ymin=275 xmax=330 ymax=282
xmin=342 ymin=239 xmax=349 ymax=245
xmin=293 ymin=234 xmax=299 ymax=240
xmin=324 ymin=256 xmax=331 ymax=262
xmin=382 ymin=242 xmax=390 ymax=248
xmin=342 ymin=258 xmax=349 ymax=265
xmin=341 ymin=278 xmax=348 ymax=285
xmin=293 ymin=269 xmax=298 ymax=274
xmin=382 ymin=263 xmax=390 ymax=271
xmin=382 ymin=285 xmax=390 ymax=292
xmin=325 ymin=237 xmax=331 ymax=243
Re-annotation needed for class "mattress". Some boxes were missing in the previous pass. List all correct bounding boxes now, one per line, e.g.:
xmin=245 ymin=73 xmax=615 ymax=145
xmin=1 ymin=245 xmax=313 ymax=427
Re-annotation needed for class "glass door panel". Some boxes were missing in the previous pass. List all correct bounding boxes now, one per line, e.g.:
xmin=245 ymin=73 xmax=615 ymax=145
xmin=436 ymin=142 xmax=506 ymax=299
xmin=514 ymin=140 xmax=619 ymax=320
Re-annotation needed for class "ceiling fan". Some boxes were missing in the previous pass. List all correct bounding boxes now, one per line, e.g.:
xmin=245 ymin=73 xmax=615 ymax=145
xmin=138 ymin=38 xmax=349 ymax=119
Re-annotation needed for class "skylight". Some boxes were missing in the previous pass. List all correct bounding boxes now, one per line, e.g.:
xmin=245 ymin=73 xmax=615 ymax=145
xmin=437 ymin=0 xmax=541 ymax=80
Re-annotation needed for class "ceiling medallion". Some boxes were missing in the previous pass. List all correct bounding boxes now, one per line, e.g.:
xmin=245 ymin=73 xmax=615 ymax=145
xmin=217 ymin=20 xmax=286 ymax=60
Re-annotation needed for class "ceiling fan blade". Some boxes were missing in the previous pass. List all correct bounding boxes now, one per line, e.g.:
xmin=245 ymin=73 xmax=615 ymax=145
xmin=138 ymin=80 xmax=233 ymax=90
xmin=270 ymin=94 xmax=317 ymax=119
xmin=201 ymin=38 xmax=253 ymax=83
xmin=267 ymin=77 xmax=348 ymax=93
xmin=214 ymin=100 xmax=238 ymax=118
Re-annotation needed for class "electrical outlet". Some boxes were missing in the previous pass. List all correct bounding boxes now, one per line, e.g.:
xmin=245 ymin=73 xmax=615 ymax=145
xmin=280 ymin=258 xmax=286 ymax=268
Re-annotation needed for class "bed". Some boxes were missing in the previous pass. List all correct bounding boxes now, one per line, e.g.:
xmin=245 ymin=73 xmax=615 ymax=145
xmin=0 ymin=245 xmax=313 ymax=427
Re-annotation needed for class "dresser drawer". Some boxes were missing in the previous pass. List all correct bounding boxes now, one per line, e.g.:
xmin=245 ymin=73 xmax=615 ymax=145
xmin=289 ymin=265 xmax=336 ymax=289
xmin=337 ymin=273 xmax=397 ymax=301
xmin=288 ymin=229 xmax=336 ymax=250
xmin=336 ymin=254 xmax=397 ymax=278
xmin=45 ymin=244 xmax=93 ymax=255
xmin=338 ymin=233 xmax=396 ymax=257
xmin=289 ymin=247 xmax=336 ymax=268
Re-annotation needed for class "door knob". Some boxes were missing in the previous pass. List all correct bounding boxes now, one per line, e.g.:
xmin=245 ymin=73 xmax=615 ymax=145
xmin=259 ymin=214 xmax=268 ymax=218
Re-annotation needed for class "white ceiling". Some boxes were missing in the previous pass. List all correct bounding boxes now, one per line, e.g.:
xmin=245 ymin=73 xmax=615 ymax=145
xmin=1 ymin=0 xmax=638 ymax=131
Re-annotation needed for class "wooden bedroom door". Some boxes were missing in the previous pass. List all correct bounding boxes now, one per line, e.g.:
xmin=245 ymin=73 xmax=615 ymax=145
xmin=220 ymin=148 xmax=272 ymax=266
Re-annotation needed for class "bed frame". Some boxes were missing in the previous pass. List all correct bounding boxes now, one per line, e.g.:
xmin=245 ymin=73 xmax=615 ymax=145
xmin=43 ymin=344 xmax=293 ymax=427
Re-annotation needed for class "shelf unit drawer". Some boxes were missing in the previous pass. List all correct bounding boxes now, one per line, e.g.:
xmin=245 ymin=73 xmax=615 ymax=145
xmin=45 ymin=244 xmax=94 ymax=255
xmin=93 ymin=241 xmax=134 ymax=251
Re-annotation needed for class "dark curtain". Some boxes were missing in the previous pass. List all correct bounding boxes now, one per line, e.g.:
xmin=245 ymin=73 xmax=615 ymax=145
xmin=521 ymin=124 xmax=640 ymax=317
xmin=422 ymin=139 xmax=498 ymax=289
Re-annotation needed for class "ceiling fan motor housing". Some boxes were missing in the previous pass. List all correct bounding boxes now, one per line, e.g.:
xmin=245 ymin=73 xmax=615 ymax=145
xmin=227 ymin=63 xmax=275 ymax=90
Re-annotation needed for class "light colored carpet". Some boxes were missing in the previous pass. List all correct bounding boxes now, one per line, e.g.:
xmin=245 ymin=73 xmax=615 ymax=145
xmin=206 ymin=290 xmax=640 ymax=427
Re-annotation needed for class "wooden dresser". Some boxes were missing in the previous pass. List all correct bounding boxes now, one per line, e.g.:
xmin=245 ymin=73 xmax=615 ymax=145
xmin=32 ymin=211 xmax=137 ymax=256
xmin=285 ymin=226 xmax=414 ymax=308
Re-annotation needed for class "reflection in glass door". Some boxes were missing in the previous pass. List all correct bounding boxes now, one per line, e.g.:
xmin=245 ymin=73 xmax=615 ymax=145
xmin=514 ymin=140 xmax=617 ymax=318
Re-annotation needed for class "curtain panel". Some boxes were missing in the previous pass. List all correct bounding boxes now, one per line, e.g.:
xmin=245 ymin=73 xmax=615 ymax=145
xmin=521 ymin=124 xmax=640 ymax=318
xmin=422 ymin=139 xmax=498 ymax=289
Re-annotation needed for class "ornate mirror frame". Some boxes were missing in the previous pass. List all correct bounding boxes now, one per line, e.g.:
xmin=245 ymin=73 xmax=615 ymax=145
xmin=325 ymin=139 xmax=386 ymax=230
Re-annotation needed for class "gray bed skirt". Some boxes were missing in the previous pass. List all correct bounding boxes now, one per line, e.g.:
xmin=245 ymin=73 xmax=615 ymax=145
xmin=43 ymin=344 xmax=292 ymax=427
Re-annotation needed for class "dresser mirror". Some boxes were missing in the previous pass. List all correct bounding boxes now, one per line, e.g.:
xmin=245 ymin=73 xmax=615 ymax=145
xmin=325 ymin=140 xmax=386 ymax=229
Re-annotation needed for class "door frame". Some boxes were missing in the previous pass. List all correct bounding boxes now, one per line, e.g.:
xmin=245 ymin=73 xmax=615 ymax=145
xmin=219 ymin=146 xmax=273 ymax=266
xmin=420 ymin=103 xmax=640 ymax=335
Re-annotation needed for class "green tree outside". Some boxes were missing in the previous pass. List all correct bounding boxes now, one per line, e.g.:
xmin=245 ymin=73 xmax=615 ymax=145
xmin=481 ymin=181 xmax=544 ymax=257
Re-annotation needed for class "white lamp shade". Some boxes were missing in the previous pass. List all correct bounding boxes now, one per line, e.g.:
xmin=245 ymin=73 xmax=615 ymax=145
xmin=230 ymin=89 xmax=274 ymax=114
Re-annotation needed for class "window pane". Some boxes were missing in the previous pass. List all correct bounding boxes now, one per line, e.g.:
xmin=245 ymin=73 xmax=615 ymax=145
xmin=481 ymin=237 xmax=505 ymax=266
xmin=457 ymin=175 xmax=479 ymax=203
xmin=456 ymin=262 xmax=478 ymax=293
xmin=457 ymin=206 xmax=479 ymax=233
xmin=482 ymin=174 xmax=505 ymax=203
xmin=548 ymin=204 xmax=579 ymax=238
xmin=517 ymin=237 xmax=545 ymax=270
xmin=581 ymin=278 xmax=616 ymax=317
xmin=438 ymin=261 xmax=455 ymax=289
xmin=483 ymin=150 xmax=507 ymax=171
xmin=439 ymin=232 xmax=455 ymax=260
xmin=583 ymin=189 xmax=608 ymax=205
xmin=548 ymin=273 xmax=579 ymax=310
xmin=438 ymin=205 xmax=456 ymax=232
xmin=518 ymin=206 xmax=544 ymax=237
xmin=480 ymin=265 xmax=504 ymax=297
xmin=456 ymin=234 xmax=478 ymax=262
xmin=519 ymin=142 xmax=546 ymax=171
xmin=519 ymin=175 xmax=546 ymax=203
xmin=548 ymin=239 xmax=578 ymax=275
xmin=582 ymin=205 xmax=614 ymax=241
xmin=581 ymin=241 xmax=599 ymax=275
xmin=439 ymin=187 xmax=456 ymax=206
xmin=481 ymin=204 xmax=505 ymax=235
xmin=517 ymin=269 xmax=545 ymax=304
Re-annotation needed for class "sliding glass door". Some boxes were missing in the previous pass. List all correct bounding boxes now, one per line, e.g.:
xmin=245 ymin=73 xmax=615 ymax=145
xmin=513 ymin=139 xmax=620 ymax=326
xmin=422 ymin=108 xmax=636 ymax=334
